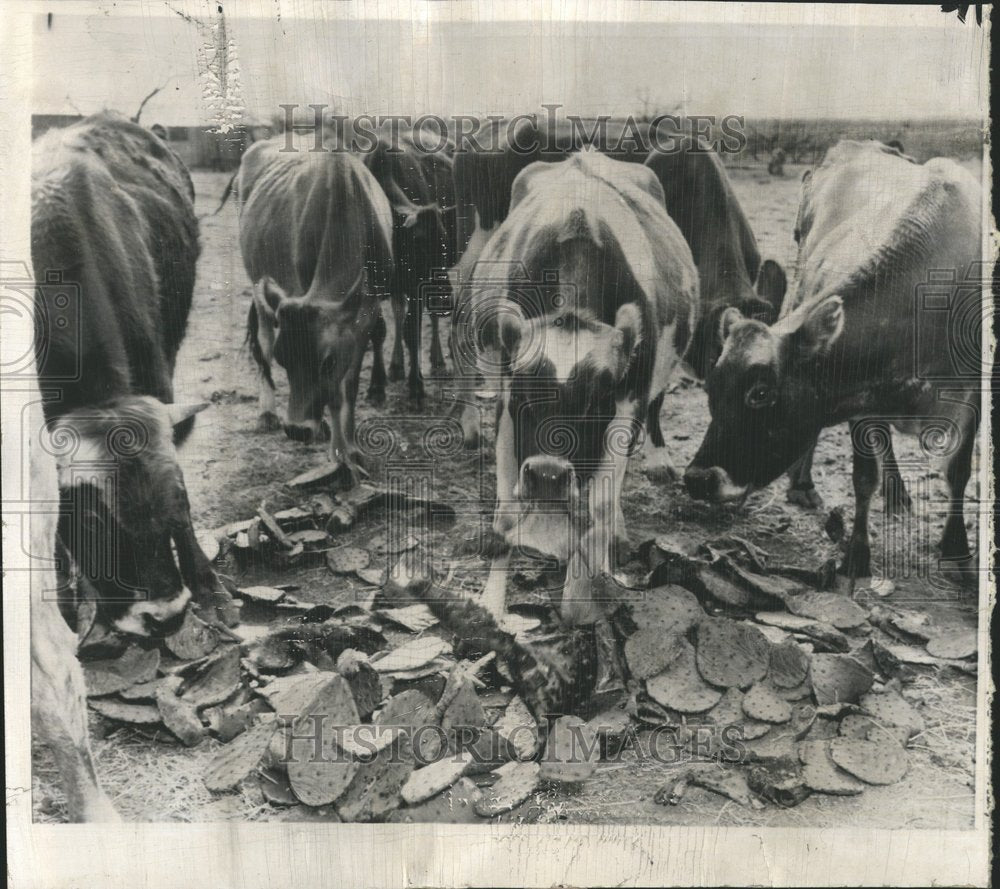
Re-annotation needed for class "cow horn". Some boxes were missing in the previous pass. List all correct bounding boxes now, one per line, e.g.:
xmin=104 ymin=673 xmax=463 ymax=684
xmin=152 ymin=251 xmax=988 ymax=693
xmin=389 ymin=179 xmax=437 ymax=228
xmin=345 ymin=267 xmax=366 ymax=295
xmin=166 ymin=402 xmax=209 ymax=427
xmin=717 ymin=306 xmax=744 ymax=346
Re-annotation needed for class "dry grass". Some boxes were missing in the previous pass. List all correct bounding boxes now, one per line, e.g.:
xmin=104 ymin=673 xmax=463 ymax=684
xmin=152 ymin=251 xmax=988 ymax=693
xmin=33 ymin=720 xmax=273 ymax=823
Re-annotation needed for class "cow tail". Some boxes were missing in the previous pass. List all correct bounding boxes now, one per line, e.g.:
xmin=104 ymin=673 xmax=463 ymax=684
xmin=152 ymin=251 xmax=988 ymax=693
xmin=245 ymin=301 xmax=275 ymax=390
xmin=646 ymin=391 xmax=666 ymax=448
xmin=199 ymin=171 xmax=238 ymax=219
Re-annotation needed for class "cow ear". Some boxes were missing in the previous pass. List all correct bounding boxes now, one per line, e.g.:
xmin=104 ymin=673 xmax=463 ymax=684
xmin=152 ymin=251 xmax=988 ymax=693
xmin=756 ymin=259 xmax=787 ymax=314
xmin=166 ymin=402 xmax=209 ymax=429
xmin=339 ymin=268 xmax=368 ymax=313
xmin=261 ymin=278 xmax=287 ymax=314
xmin=613 ymin=304 xmax=643 ymax=379
xmin=795 ymin=295 xmax=844 ymax=358
xmin=717 ymin=306 xmax=744 ymax=347
xmin=47 ymin=415 xmax=104 ymax=480
xmin=497 ymin=310 xmax=524 ymax=359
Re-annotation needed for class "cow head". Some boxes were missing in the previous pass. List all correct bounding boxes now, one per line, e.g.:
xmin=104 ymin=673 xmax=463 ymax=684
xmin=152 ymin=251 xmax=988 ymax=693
xmin=685 ymin=258 xmax=789 ymax=379
xmin=261 ymin=271 xmax=375 ymax=443
xmin=684 ymin=294 xmax=845 ymax=502
xmin=495 ymin=305 xmax=643 ymax=518
xmin=50 ymin=396 xmax=212 ymax=635
xmin=365 ymin=138 xmax=456 ymax=306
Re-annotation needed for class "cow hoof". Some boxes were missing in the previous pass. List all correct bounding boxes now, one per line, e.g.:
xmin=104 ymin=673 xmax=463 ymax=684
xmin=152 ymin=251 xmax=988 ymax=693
xmin=839 ymin=541 xmax=871 ymax=581
xmin=339 ymin=458 xmax=371 ymax=489
xmin=256 ymin=411 xmax=282 ymax=433
xmin=388 ymin=362 xmax=405 ymax=382
xmin=481 ymin=528 xmax=511 ymax=559
xmin=644 ymin=462 xmax=679 ymax=485
xmin=430 ymin=359 xmax=448 ymax=374
xmin=787 ymin=485 xmax=824 ymax=510
xmin=939 ymin=556 xmax=978 ymax=590
xmin=367 ymin=387 xmax=386 ymax=407
xmin=463 ymin=428 xmax=480 ymax=450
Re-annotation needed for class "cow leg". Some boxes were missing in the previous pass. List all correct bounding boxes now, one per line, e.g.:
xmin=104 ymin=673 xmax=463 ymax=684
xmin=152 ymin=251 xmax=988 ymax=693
xmin=331 ymin=357 xmax=367 ymax=486
xmin=881 ymin=436 xmax=913 ymax=518
xmin=641 ymin=391 xmax=678 ymax=482
xmin=429 ymin=314 xmax=447 ymax=372
xmin=248 ymin=293 xmax=282 ymax=433
xmin=32 ymin=596 xmax=119 ymax=822
xmin=563 ymin=436 xmax=629 ymax=626
xmin=939 ymin=411 xmax=977 ymax=568
xmin=388 ymin=294 xmax=406 ymax=382
xmin=327 ymin=390 xmax=350 ymax=476
xmin=611 ymin=446 xmax=631 ymax=566
xmin=444 ymin=294 xmax=486 ymax=448
xmin=562 ymin=485 xmax=615 ymax=626
xmin=786 ymin=440 xmax=823 ymax=509
xmin=451 ymin=347 xmax=485 ymax=450
xmin=482 ymin=391 xmax=518 ymax=620
xmin=842 ymin=420 xmax=881 ymax=580
xmin=368 ymin=308 xmax=387 ymax=407
xmin=403 ymin=295 xmax=425 ymax=406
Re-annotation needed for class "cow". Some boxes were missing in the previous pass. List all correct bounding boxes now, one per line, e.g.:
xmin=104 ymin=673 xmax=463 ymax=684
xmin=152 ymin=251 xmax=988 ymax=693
xmin=781 ymin=139 xmax=916 ymax=512
xmin=684 ymin=140 xmax=983 ymax=581
xmin=457 ymin=149 xmax=698 ymax=627
xmin=643 ymin=136 xmax=787 ymax=379
xmin=450 ymin=122 xmax=787 ymax=463
xmin=782 ymin=140 xmax=918 ymax=512
xmin=32 ymin=113 xmax=218 ymax=637
xmin=363 ymin=129 xmax=457 ymax=406
xmin=240 ymin=139 xmax=394 ymax=482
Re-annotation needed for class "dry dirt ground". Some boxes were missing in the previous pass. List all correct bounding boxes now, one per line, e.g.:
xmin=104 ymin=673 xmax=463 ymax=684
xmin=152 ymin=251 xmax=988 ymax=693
xmin=32 ymin=161 xmax=985 ymax=826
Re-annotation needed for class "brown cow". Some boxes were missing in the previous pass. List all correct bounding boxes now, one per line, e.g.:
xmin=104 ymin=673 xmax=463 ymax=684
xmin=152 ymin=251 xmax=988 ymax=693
xmin=363 ymin=130 xmax=457 ymax=406
xmin=241 ymin=139 xmax=394 ymax=482
xmin=32 ymin=113 xmax=216 ymax=637
xmin=459 ymin=150 xmax=698 ymax=626
xmin=685 ymin=141 xmax=983 ymax=581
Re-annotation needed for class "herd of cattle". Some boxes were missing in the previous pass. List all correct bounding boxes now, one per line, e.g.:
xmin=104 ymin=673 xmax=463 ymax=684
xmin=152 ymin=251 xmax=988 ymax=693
xmin=27 ymin=113 xmax=982 ymax=820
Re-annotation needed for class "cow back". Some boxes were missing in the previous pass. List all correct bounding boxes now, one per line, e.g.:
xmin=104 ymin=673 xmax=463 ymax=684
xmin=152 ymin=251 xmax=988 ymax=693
xmin=786 ymin=140 xmax=981 ymax=386
xmin=237 ymin=139 xmax=393 ymax=300
xmin=644 ymin=136 xmax=761 ymax=309
xmin=792 ymin=141 xmax=980 ymax=315
xmin=31 ymin=113 xmax=199 ymax=415
xmin=452 ymin=117 xmax=652 ymax=260
xmin=484 ymin=151 xmax=695 ymax=327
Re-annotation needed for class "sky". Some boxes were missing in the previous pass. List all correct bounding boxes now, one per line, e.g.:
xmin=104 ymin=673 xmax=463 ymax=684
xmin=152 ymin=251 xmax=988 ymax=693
xmin=31 ymin=2 xmax=989 ymax=125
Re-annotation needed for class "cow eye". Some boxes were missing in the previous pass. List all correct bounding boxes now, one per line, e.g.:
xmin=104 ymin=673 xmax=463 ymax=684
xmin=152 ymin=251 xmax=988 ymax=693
xmin=745 ymin=383 xmax=775 ymax=409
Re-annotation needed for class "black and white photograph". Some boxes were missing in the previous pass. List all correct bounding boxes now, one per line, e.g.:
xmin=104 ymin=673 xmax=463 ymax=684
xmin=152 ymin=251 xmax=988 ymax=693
xmin=1 ymin=1 xmax=992 ymax=886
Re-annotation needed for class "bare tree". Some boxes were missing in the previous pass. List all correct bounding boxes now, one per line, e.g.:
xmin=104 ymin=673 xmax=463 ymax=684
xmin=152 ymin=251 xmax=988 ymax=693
xmin=132 ymin=83 xmax=168 ymax=124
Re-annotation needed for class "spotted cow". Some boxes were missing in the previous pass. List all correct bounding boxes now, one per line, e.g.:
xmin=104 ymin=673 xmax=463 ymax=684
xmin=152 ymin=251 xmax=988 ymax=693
xmin=456 ymin=149 xmax=698 ymax=625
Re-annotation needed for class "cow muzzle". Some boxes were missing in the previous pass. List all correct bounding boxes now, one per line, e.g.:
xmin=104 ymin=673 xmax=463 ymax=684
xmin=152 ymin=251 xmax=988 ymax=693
xmin=683 ymin=465 xmax=749 ymax=503
xmin=516 ymin=455 xmax=577 ymax=505
xmin=112 ymin=587 xmax=193 ymax=636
